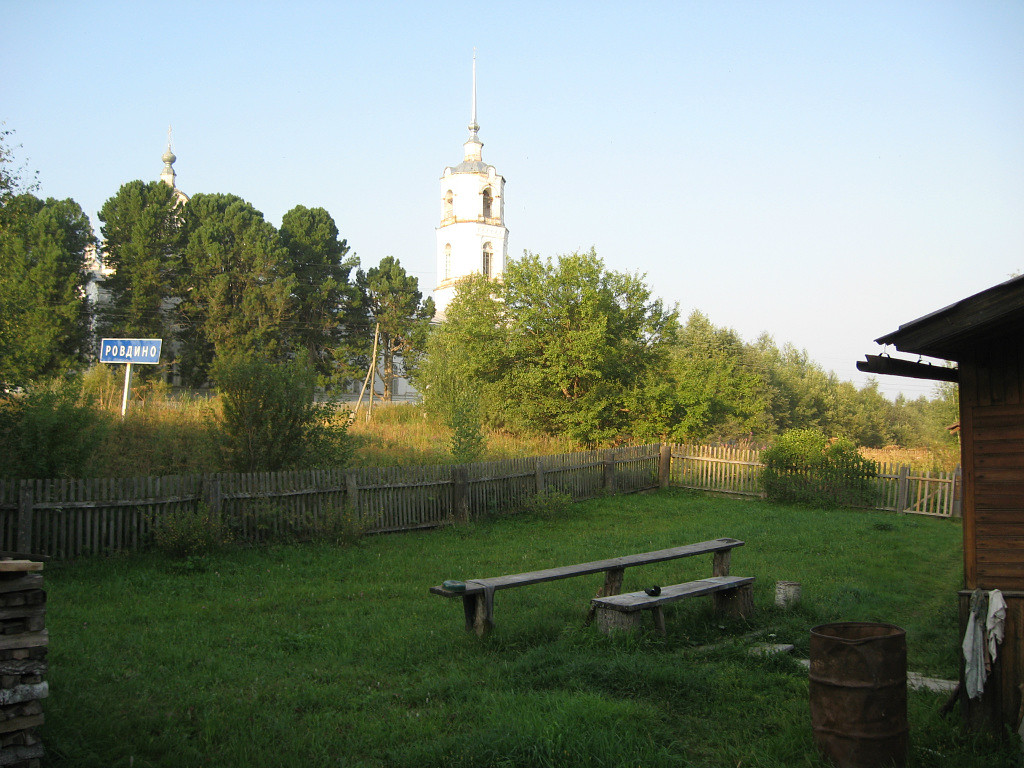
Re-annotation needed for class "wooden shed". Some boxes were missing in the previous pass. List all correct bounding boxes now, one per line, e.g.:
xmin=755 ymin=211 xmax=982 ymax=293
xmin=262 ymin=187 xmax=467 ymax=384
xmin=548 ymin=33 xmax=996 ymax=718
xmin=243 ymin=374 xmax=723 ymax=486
xmin=860 ymin=274 xmax=1024 ymax=732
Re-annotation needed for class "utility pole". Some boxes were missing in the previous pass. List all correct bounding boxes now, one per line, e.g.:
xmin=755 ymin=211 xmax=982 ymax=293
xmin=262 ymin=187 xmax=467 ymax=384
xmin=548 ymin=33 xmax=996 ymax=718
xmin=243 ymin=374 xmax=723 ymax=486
xmin=353 ymin=323 xmax=380 ymax=420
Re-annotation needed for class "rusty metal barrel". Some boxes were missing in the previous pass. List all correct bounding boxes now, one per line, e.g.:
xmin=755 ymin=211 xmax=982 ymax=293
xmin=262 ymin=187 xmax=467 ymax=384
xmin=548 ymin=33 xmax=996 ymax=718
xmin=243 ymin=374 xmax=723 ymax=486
xmin=809 ymin=622 xmax=907 ymax=768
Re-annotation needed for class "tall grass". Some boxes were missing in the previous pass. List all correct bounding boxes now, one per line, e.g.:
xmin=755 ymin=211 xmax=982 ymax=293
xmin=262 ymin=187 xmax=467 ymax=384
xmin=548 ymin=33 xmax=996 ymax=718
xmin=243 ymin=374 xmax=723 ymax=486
xmin=41 ymin=491 xmax=1016 ymax=767
xmin=345 ymin=403 xmax=576 ymax=467
xmin=59 ymin=374 xmax=577 ymax=476
xmin=861 ymin=445 xmax=961 ymax=473
xmin=88 ymin=396 xmax=221 ymax=476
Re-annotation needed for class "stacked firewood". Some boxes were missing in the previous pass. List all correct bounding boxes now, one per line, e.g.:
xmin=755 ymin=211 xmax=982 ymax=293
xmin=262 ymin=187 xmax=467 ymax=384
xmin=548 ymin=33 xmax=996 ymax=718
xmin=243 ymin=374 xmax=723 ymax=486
xmin=0 ymin=561 xmax=46 ymax=768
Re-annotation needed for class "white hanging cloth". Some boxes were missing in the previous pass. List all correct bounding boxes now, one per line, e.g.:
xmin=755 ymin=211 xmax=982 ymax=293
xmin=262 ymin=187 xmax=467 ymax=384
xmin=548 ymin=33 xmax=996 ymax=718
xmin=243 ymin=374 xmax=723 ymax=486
xmin=962 ymin=589 xmax=1008 ymax=700
xmin=987 ymin=589 xmax=1007 ymax=663
xmin=963 ymin=589 xmax=987 ymax=699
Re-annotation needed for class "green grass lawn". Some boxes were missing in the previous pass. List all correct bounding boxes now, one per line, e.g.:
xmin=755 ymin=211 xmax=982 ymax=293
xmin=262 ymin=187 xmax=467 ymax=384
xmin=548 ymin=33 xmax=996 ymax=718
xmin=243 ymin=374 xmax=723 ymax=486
xmin=42 ymin=490 xmax=1018 ymax=767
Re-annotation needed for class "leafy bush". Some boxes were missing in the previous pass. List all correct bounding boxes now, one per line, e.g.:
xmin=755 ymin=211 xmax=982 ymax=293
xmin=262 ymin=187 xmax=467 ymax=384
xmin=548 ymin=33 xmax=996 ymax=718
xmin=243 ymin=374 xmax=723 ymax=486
xmin=761 ymin=428 xmax=877 ymax=508
xmin=0 ymin=377 xmax=111 ymax=479
xmin=448 ymin=389 xmax=485 ymax=464
xmin=522 ymin=489 xmax=574 ymax=518
xmin=152 ymin=503 xmax=233 ymax=558
xmin=212 ymin=355 xmax=352 ymax=472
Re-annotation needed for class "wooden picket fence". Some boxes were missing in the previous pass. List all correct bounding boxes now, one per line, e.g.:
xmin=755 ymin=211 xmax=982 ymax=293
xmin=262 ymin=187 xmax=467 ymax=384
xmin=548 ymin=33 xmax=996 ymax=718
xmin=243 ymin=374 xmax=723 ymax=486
xmin=0 ymin=443 xmax=958 ymax=560
xmin=670 ymin=444 xmax=764 ymax=497
xmin=667 ymin=444 xmax=961 ymax=518
xmin=871 ymin=462 xmax=962 ymax=517
xmin=0 ymin=445 xmax=663 ymax=560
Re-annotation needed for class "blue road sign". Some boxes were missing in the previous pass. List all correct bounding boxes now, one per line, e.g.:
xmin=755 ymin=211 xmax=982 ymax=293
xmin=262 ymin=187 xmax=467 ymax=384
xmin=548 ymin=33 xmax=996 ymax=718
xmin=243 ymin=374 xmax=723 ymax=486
xmin=99 ymin=338 xmax=162 ymax=364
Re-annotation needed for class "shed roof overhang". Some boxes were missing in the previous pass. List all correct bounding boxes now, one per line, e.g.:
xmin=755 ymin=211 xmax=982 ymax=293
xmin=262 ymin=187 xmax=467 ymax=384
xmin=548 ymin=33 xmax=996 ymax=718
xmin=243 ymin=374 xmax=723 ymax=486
xmin=873 ymin=275 xmax=1024 ymax=363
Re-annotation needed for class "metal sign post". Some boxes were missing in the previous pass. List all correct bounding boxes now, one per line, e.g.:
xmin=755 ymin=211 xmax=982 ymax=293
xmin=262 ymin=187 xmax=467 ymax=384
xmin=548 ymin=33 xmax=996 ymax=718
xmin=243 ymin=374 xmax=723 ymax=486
xmin=99 ymin=338 xmax=163 ymax=418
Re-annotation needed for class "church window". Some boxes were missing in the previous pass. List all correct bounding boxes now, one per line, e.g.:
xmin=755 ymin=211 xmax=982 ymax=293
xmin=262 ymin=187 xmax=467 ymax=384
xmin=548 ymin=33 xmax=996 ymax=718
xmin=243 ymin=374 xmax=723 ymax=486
xmin=445 ymin=244 xmax=452 ymax=279
xmin=482 ymin=188 xmax=493 ymax=219
xmin=482 ymin=243 xmax=493 ymax=278
xmin=444 ymin=191 xmax=454 ymax=220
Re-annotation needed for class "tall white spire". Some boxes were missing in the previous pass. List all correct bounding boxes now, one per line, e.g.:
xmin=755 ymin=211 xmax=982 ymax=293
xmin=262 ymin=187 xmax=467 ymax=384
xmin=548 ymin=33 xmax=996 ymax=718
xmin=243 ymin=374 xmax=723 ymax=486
xmin=464 ymin=50 xmax=483 ymax=163
xmin=470 ymin=48 xmax=478 ymax=133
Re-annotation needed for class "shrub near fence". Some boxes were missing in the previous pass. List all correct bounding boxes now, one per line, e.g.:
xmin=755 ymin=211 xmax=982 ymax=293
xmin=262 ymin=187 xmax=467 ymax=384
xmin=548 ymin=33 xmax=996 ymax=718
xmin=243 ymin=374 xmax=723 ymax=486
xmin=667 ymin=444 xmax=960 ymax=517
xmin=0 ymin=443 xmax=958 ymax=561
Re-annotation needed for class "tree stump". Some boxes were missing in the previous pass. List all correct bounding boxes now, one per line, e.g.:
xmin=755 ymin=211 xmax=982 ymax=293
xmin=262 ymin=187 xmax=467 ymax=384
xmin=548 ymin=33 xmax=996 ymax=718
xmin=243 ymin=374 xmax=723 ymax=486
xmin=714 ymin=584 xmax=754 ymax=618
xmin=595 ymin=607 xmax=642 ymax=635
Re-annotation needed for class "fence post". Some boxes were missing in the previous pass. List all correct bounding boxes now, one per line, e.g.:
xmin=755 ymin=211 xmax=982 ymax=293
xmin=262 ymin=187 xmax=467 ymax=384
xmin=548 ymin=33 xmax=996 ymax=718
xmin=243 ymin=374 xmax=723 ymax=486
xmin=659 ymin=444 xmax=672 ymax=489
xmin=346 ymin=472 xmax=360 ymax=520
xmin=896 ymin=465 xmax=910 ymax=514
xmin=535 ymin=459 xmax=545 ymax=495
xmin=951 ymin=466 xmax=962 ymax=518
xmin=202 ymin=475 xmax=223 ymax=519
xmin=603 ymin=450 xmax=617 ymax=495
xmin=452 ymin=466 xmax=469 ymax=522
xmin=17 ymin=481 xmax=33 ymax=554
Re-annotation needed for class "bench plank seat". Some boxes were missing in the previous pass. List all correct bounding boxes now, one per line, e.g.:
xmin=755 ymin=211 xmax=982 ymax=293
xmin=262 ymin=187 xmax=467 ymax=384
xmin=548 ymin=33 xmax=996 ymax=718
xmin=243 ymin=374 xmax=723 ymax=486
xmin=591 ymin=576 xmax=754 ymax=611
xmin=430 ymin=537 xmax=745 ymax=636
xmin=429 ymin=538 xmax=743 ymax=597
xmin=591 ymin=576 xmax=755 ymax=635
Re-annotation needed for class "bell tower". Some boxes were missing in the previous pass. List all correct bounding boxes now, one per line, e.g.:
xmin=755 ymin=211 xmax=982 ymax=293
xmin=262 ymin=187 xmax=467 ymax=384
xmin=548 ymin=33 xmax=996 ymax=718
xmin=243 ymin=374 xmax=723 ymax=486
xmin=434 ymin=52 xmax=508 ymax=319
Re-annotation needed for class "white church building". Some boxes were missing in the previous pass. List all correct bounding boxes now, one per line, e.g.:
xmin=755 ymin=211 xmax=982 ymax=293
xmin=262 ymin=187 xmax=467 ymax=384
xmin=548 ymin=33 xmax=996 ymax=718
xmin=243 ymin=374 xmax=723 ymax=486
xmin=433 ymin=56 xmax=508 ymax=320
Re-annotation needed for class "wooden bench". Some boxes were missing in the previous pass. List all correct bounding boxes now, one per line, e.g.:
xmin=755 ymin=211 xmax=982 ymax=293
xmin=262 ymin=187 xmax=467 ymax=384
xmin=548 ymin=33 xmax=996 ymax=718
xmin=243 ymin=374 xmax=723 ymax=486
xmin=591 ymin=575 xmax=755 ymax=635
xmin=430 ymin=537 xmax=744 ymax=637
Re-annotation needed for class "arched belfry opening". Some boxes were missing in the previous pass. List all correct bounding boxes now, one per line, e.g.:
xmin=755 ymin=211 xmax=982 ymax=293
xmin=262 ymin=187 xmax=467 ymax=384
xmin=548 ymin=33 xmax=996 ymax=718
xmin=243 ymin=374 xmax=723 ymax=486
xmin=482 ymin=188 xmax=492 ymax=220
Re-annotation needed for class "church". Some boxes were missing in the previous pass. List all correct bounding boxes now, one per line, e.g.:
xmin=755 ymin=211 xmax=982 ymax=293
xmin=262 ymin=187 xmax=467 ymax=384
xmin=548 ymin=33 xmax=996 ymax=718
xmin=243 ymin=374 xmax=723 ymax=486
xmin=433 ymin=55 xmax=508 ymax=320
xmin=90 ymin=62 xmax=506 ymax=399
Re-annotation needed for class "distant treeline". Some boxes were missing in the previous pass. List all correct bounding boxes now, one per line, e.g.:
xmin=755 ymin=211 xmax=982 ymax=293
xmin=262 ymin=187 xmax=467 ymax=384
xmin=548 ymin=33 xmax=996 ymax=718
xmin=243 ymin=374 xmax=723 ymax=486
xmin=418 ymin=251 xmax=958 ymax=454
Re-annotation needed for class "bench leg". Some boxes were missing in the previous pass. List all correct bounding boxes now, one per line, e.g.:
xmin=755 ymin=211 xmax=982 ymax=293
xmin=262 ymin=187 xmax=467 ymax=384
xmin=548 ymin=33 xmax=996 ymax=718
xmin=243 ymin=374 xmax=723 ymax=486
xmin=713 ymin=583 xmax=754 ymax=619
xmin=651 ymin=606 xmax=666 ymax=636
xmin=462 ymin=594 xmax=493 ymax=637
xmin=585 ymin=567 xmax=625 ymax=625
xmin=595 ymin=606 xmax=642 ymax=635
xmin=712 ymin=549 xmax=731 ymax=577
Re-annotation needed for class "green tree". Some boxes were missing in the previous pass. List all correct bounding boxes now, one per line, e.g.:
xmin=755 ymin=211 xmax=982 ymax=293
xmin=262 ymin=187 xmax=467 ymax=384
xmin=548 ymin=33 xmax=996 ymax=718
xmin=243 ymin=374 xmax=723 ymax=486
xmin=827 ymin=378 xmax=895 ymax=448
xmin=0 ymin=194 xmax=94 ymax=382
xmin=97 ymin=180 xmax=186 ymax=352
xmin=279 ymin=205 xmax=361 ymax=387
xmin=888 ymin=381 xmax=960 ymax=464
xmin=212 ymin=355 xmax=350 ymax=472
xmin=752 ymin=336 xmax=838 ymax=433
xmin=177 ymin=194 xmax=296 ymax=384
xmin=0 ymin=126 xmax=38 ymax=206
xmin=420 ymin=249 xmax=676 ymax=444
xmin=631 ymin=311 xmax=771 ymax=442
xmin=0 ymin=377 xmax=110 ymax=479
xmin=356 ymin=256 xmax=434 ymax=401
xmin=417 ymin=273 xmax=506 ymax=425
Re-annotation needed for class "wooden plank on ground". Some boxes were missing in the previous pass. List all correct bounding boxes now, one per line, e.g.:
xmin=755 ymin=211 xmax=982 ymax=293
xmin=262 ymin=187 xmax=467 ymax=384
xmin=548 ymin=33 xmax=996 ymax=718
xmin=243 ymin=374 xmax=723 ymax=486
xmin=0 ymin=563 xmax=42 ymax=573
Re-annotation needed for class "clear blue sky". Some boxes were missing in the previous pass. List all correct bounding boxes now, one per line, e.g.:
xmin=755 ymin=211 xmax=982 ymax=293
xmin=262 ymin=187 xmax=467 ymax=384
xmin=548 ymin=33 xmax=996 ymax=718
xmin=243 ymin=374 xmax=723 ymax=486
xmin=5 ymin=1 xmax=1023 ymax=399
